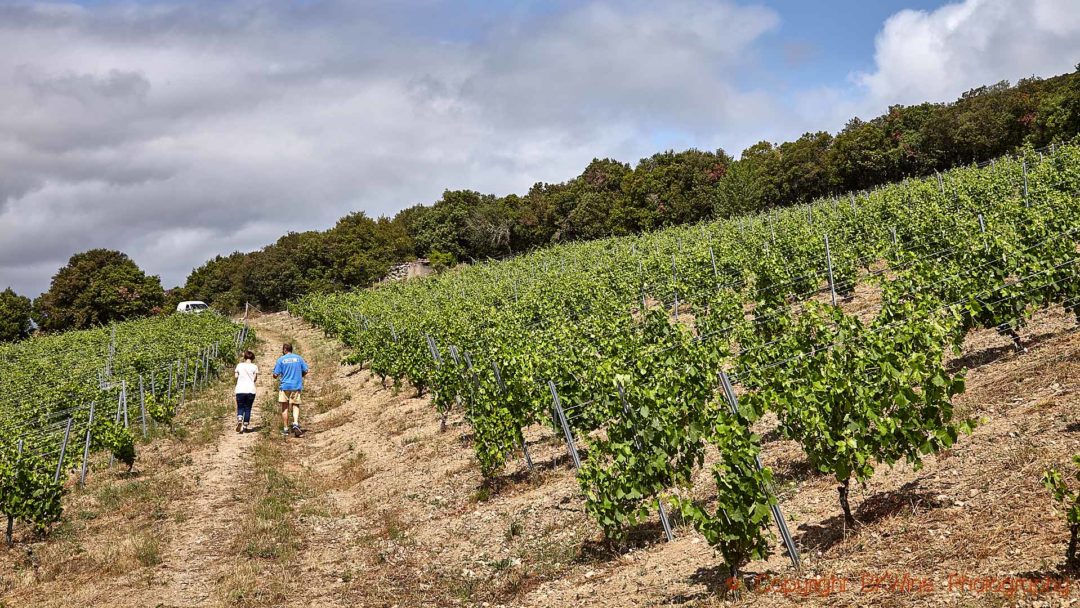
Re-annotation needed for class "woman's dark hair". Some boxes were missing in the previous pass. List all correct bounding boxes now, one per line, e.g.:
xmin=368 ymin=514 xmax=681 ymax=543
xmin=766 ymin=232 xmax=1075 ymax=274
xmin=243 ymin=350 xmax=255 ymax=361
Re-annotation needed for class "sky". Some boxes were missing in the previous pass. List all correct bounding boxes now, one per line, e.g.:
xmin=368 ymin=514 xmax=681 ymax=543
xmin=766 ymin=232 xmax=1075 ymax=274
xmin=1 ymin=0 xmax=1079 ymax=296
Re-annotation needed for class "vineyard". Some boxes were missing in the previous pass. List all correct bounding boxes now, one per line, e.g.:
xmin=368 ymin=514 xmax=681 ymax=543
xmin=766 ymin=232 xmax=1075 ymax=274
xmin=292 ymin=143 xmax=1080 ymax=578
xmin=0 ymin=313 xmax=252 ymax=541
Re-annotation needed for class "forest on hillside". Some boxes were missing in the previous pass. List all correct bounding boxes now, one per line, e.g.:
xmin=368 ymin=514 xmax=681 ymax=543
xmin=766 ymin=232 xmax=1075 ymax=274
xmin=180 ymin=68 xmax=1080 ymax=312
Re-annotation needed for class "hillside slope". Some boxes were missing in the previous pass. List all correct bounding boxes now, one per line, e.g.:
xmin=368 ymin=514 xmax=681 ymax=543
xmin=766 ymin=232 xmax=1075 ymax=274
xmin=2 ymin=307 xmax=1078 ymax=606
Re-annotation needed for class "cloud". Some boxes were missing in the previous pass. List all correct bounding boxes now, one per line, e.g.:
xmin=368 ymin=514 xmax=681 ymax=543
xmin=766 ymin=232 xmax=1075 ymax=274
xmin=4 ymin=0 xmax=1077 ymax=298
xmin=465 ymin=0 xmax=779 ymax=129
xmin=0 ymin=0 xmax=779 ymax=295
xmin=855 ymin=0 xmax=1080 ymax=108
xmin=782 ymin=0 xmax=1080 ymax=152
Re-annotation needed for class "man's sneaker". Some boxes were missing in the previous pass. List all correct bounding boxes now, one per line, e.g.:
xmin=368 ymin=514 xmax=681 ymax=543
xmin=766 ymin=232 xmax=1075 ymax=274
xmin=242 ymin=423 xmax=249 ymax=433
xmin=282 ymin=429 xmax=290 ymax=439
xmin=290 ymin=424 xmax=305 ymax=438
xmin=236 ymin=419 xmax=243 ymax=433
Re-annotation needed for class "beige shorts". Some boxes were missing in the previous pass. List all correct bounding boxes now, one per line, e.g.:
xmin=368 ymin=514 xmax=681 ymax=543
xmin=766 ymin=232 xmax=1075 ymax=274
xmin=278 ymin=390 xmax=302 ymax=406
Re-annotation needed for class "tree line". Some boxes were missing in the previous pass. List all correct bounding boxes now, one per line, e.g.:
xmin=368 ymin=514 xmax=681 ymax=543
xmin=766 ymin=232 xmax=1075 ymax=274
xmin=1 ymin=68 xmax=1078 ymax=339
xmin=179 ymin=69 xmax=1079 ymax=312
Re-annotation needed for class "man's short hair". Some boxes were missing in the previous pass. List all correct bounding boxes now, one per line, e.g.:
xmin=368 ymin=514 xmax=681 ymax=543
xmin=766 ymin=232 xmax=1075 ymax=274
xmin=282 ymin=343 xmax=293 ymax=353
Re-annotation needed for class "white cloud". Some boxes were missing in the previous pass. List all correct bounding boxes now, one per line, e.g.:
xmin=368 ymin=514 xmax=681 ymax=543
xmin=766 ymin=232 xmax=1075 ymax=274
xmin=856 ymin=0 xmax=1080 ymax=108
xmin=0 ymin=0 xmax=779 ymax=295
xmin=781 ymin=0 xmax=1080 ymax=152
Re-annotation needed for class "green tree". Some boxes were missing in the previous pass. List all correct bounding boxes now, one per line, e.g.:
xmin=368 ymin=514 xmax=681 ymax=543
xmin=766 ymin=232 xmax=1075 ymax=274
xmin=463 ymin=195 xmax=519 ymax=257
xmin=561 ymin=158 xmax=631 ymax=239
xmin=34 ymin=250 xmax=165 ymax=332
xmin=619 ymin=149 xmax=731 ymax=231
xmin=829 ymin=118 xmax=890 ymax=190
xmin=714 ymin=157 xmax=767 ymax=218
xmin=410 ymin=190 xmax=484 ymax=260
xmin=774 ymin=131 xmax=837 ymax=204
xmin=952 ymin=80 xmax=1030 ymax=162
xmin=326 ymin=212 xmax=414 ymax=286
xmin=1032 ymin=68 xmax=1080 ymax=146
xmin=181 ymin=251 xmax=255 ymax=313
xmin=0 ymin=288 xmax=32 ymax=342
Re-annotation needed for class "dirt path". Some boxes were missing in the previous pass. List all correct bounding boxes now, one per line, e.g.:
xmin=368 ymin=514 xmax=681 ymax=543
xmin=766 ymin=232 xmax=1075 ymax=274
xmin=139 ymin=327 xmax=282 ymax=606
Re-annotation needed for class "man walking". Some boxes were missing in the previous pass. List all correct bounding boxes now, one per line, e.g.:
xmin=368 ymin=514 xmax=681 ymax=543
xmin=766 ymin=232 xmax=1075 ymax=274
xmin=273 ymin=343 xmax=309 ymax=438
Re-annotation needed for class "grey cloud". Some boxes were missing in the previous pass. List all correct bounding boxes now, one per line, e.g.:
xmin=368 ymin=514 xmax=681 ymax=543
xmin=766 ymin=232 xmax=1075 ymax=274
xmin=0 ymin=0 xmax=785 ymax=295
xmin=19 ymin=68 xmax=150 ymax=103
xmin=463 ymin=0 xmax=779 ymax=128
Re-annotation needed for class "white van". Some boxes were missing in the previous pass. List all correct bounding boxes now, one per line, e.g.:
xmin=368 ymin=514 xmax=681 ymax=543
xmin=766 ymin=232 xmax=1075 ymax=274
xmin=176 ymin=301 xmax=210 ymax=313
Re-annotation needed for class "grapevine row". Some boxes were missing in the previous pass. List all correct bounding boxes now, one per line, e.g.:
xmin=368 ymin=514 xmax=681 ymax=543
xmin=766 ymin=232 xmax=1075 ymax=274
xmin=0 ymin=313 xmax=254 ymax=541
xmin=293 ymin=143 xmax=1080 ymax=576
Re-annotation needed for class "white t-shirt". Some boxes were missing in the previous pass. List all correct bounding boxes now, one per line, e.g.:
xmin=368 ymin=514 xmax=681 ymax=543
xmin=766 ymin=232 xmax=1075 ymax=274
xmin=235 ymin=362 xmax=258 ymax=394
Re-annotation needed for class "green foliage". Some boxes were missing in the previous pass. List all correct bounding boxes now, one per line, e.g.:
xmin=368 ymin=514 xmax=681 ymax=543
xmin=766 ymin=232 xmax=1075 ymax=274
xmin=427 ymin=250 xmax=458 ymax=272
xmin=740 ymin=301 xmax=972 ymax=522
xmin=145 ymin=393 xmax=176 ymax=425
xmin=1043 ymin=455 xmax=1080 ymax=565
xmin=578 ymin=309 xmax=721 ymax=539
xmin=0 ymin=288 xmax=32 ymax=342
xmin=677 ymin=405 xmax=775 ymax=578
xmin=93 ymin=421 xmax=136 ymax=470
xmin=294 ymin=141 xmax=1080 ymax=575
xmin=0 ymin=448 xmax=64 ymax=534
xmin=34 ymin=249 xmax=165 ymax=332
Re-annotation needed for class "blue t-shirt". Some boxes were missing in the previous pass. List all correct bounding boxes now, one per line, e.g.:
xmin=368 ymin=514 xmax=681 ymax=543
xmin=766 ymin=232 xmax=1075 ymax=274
xmin=273 ymin=354 xmax=309 ymax=391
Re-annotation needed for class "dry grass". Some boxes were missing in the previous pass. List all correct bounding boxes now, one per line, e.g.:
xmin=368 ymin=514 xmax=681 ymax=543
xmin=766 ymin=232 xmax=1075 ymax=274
xmin=319 ymin=408 xmax=353 ymax=431
xmin=331 ymin=451 xmax=374 ymax=490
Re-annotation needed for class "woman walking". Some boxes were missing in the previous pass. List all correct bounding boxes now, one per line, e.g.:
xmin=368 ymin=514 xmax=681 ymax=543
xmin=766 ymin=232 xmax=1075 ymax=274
xmin=234 ymin=350 xmax=258 ymax=433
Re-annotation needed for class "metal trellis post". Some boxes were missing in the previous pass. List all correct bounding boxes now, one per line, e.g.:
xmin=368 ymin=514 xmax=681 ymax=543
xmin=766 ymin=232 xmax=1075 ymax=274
xmin=824 ymin=235 xmax=837 ymax=306
xmin=139 ymin=375 xmax=148 ymax=439
xmin=80 ymin=402 xmax=96 ymax=486
xmin=719 ymin=372 xmax=800 ymax=569
xmin=547 ymin=381 xmax=581 ymax=469
xmin=55 ymin=417 xmax=73 ymax=483
xmin=1022 ymin=159 xmax=1029 ymax=207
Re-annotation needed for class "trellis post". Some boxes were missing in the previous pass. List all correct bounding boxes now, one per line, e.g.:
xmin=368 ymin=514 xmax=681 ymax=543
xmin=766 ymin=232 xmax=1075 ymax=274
xmin=720 ymin=372 xmax=800 ymax=569
xmin=547 ymin=381 xmax=581 ymax=469
xmin=55 ymin=417 xmax=73 ymax=483
xmin=139 ymin=375 xmax=148 ymax=438
xmin=1022 ymin=159 xmax=1029 ymax=207
xmin=824 ymin=235 xmax=837 ymax=306
xmin=80 ymin=402 xmax=96 ymax=486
